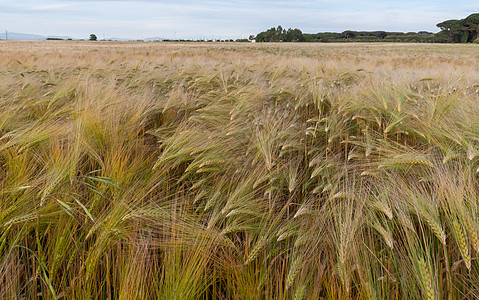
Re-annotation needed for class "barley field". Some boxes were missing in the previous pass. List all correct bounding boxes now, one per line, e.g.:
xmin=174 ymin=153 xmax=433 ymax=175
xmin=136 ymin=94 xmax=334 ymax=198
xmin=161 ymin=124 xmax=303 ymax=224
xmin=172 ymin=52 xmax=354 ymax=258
xmin=1 ymin=40 xmax=479 ymax=299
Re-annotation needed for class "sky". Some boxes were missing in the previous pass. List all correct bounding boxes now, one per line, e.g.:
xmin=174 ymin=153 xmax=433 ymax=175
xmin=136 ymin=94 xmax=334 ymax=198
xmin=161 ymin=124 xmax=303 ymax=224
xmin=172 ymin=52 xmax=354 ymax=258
xmin=0 ymin=0 xmax=477 ymax=40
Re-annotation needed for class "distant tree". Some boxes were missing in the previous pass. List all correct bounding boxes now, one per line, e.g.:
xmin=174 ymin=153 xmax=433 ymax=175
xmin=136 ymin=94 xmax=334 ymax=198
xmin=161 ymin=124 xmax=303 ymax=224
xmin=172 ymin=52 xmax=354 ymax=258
xmin=255 ymin=33 xmax=265 ymax=42
xmin=286 ymin=28 xmax=305 ymax=42
xmin=89 ymin=34 xmax=97 ymax=41
xmin=437 ymin=19 xmax=461 ymax=32
xmin=262 ymin=27 xmax=278 ymax=41
xmin=376 ymin=31 xmax=387 ymax=39
xmin=462 ymin=13 xmax=479 ymax=42
xmin=341 ymin=30 xmax=357 ymax=39
xmin=436 ymin=19 xmax=463 ymax=42
xmin=302 ymin=33 xmax=314 ymax=42
xmin=276 ymin=26 xmax=286 ymax=41
xmin=436 ymin=14 xmax=479 ymax=43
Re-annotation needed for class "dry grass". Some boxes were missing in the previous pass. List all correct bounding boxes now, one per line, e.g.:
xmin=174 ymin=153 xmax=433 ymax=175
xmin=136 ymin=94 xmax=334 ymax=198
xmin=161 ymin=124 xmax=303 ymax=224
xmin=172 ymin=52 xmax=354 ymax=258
xmin=1 ymin=40 xmax=479 ymax=299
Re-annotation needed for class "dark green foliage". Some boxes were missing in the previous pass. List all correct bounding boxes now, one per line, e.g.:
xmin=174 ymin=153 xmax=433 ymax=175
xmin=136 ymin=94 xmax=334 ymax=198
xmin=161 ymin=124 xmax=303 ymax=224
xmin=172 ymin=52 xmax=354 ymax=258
xmin=254 ymin=26 xmax=305 ymax=42
xmin=254 ymin=28 xmax=437 ymax=43
xmin=436 ymin=14 xmax=479 ymax=43
xmin=252 ymin=13 xmax=479 ymax=43
xmin=286 ymin=28 xmax=305 ymax=42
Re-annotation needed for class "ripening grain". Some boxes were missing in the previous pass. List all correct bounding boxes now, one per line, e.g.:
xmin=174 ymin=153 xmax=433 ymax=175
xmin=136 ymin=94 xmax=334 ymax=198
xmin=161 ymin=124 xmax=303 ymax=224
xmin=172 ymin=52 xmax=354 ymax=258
xmin=1 ymin=40 xmax=479 ymax=299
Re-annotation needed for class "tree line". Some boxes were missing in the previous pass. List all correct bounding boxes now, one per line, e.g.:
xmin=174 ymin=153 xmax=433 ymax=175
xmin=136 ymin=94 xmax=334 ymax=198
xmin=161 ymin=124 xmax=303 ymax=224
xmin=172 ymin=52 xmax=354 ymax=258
xmin=252 ymin=13 xmax=479 ymax=43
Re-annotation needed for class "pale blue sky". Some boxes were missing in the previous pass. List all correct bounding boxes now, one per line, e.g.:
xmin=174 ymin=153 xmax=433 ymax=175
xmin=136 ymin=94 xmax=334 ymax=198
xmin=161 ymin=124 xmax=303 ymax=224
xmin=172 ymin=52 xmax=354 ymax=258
xmin=0 ymin=0 xmax=477 ymax=39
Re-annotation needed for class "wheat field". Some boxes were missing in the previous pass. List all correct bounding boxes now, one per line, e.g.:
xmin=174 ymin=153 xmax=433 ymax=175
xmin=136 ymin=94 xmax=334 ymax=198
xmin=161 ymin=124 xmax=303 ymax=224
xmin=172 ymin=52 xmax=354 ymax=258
xmin=1 ymin=40 xmax=479 ymax=299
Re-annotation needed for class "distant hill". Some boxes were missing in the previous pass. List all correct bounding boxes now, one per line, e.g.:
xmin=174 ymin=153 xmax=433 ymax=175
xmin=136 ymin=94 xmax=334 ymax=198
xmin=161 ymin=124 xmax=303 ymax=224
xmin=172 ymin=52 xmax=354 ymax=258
xmin=1 ymin=32 xmax=167 ymax=42
xmin=2 ymin=32 xmax=46 ymax=40
xmin=0 ymin=32 xmax=74 ymax=40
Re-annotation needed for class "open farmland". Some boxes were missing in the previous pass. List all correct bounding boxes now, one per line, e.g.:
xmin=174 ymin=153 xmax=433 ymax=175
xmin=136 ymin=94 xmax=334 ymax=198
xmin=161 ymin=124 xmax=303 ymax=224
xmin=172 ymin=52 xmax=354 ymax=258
xmin=2 ymin=41 xmax=479 ymax=299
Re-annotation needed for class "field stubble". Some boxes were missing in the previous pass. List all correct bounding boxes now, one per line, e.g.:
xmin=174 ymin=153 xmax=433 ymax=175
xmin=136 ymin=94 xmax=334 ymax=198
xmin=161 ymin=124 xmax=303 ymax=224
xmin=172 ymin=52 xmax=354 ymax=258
xmin=1 ymin=41 xmax=479 ymax=298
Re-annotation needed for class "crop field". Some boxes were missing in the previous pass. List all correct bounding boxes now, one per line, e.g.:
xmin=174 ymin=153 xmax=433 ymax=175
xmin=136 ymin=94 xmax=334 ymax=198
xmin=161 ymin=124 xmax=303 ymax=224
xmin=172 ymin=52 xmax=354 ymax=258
xmin=1 ymin=40 xmax=479 ymax=299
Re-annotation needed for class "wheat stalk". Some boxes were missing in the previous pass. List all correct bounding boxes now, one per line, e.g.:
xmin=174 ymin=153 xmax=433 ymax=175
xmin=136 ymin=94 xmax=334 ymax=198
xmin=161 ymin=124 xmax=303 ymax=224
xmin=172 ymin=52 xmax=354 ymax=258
xmin=418 ymin=258 xmax=435 ymax=300
xmin=453 ymin=219 xmax=471 ymax=270
xmin=245 ymin=235 xmax=266 ymax=265
xmin=465 ymin=217 xmax=479 ymax=253
xmin=286 ymin=255 xmax=303 ymax=288
xmin=373 ymin=201 xmax=393 ymax=220
xmin=373 ymin=222 xmax=394 ymax=249
xmin=417 ymin=205 xmax=446 ymax=245
xmin=293 ymin=284 xmax=306 ymax=300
